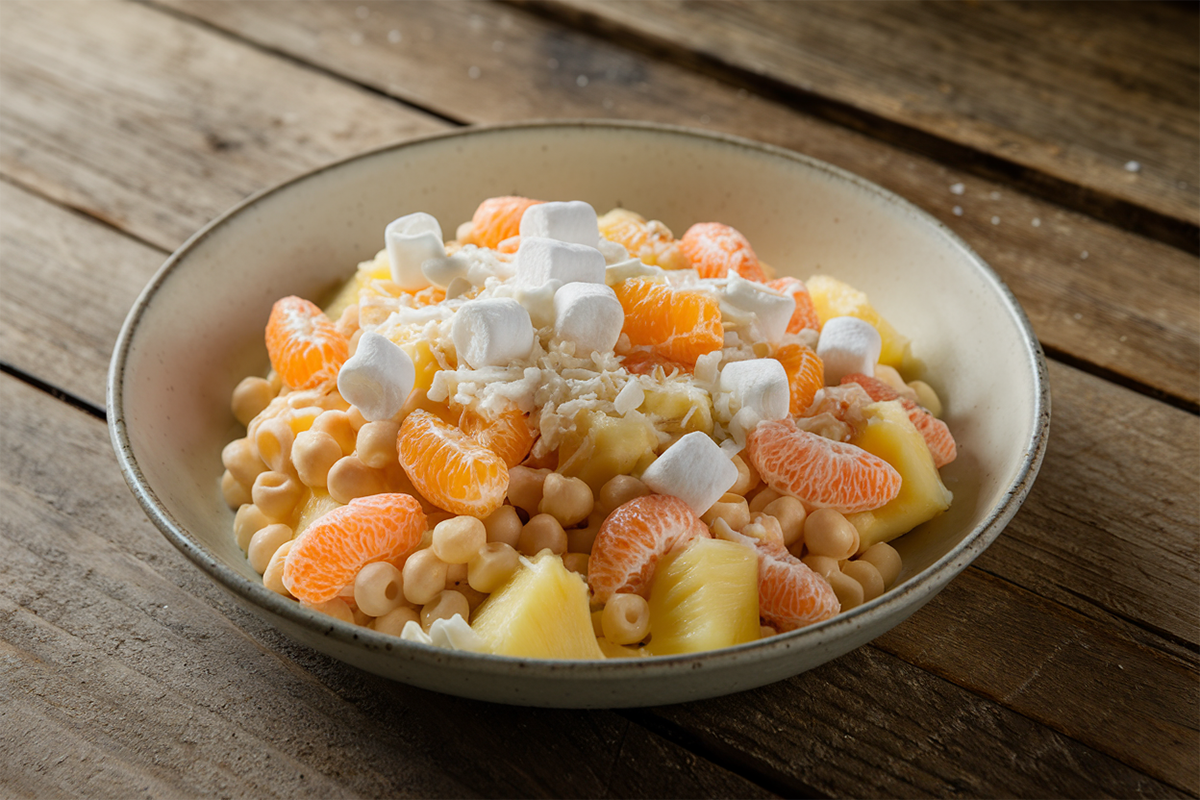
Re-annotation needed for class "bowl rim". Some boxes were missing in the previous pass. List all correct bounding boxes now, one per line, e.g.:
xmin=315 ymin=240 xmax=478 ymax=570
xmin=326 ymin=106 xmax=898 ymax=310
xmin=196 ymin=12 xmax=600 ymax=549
xmin=107 ymin=119 xmax=1050 ymax=684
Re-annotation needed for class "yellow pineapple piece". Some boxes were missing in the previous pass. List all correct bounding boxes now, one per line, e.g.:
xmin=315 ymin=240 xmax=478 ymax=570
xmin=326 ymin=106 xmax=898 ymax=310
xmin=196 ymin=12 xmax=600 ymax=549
xmin=845 ymin=400 xmax=952 ymax=551
xmin=807 ymin=275 xmax=911 ymax=370
xmin=293 ymin=489 xmax=341 ymax=535
xmin=640 ymin=380 xmax=714 ymax=436
xmin=470 ymin=552 xmax=605 ymax=660
xmin=645 ymin=538 xmax=760 ymax=656
xmin=596 ymin=637 xmax=646 ymax=659
xmin=402 ymin=339 xmax=442 ymax=392
xmin=557 ymin=411 xmax=659 ymax=494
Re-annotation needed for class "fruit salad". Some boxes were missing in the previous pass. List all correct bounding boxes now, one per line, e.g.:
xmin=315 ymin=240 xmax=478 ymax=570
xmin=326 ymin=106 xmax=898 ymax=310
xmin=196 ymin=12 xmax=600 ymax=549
xmin=220 ymin=197 xmax=957 ymax=659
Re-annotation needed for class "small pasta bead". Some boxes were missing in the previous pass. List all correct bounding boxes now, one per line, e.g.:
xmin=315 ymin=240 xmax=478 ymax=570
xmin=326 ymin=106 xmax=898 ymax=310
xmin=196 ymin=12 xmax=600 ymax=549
xmin=566 ymin=514 xmax=603 ymax=555
xmin=518 ymin=514 xmax=567 ymax=556
xmin=825 ymin=570 xmax=864 ymax=611
xmin=254 ymin=416 xmax=295 ymax=474
xmin=804 ymin=509 xmax=860 ymax=559
xmin=597 ymin=474 xmax=650 ymax=518
xmin=538 ymin=473 xmax=594 ymax=527
xmin=372 ymin=606 xmax=419 ymax=637
xmin=562 ymin=552 xmax=589 ymax=576
xmin=354 ymin=561 xmax=408 ymax=617
xmin=432 ymin=516 xmax=487 ymax=564
xmin=402 ymin=548 xmax=449 ymax=606
xmin=444 ymin=562 xmax=469 ymax=587
xmin=312 ymin=410 xmax=357 ymax=456
xmin=320 ymin=391 xmax=351 ymax=412
xmin=801 ymin=554 xmax=841 ymax=579
xmin=292 ymin=430 xmax=342 ymax=489
xmin=747 ymin=486 xmax=782 ymax=514
xmin=842 ymin=559 xmax=885 ymax=602
xmin=303 ymin=597 xmax=355 ymax=624
xmin=759 ymin=624 xmax=777 ymax=639
xmin=262 ymin=539 xmax=294 ymax=596
xmin=326 ymin=455 xmax=387 ymax=504
xmin=346 ymin=404 xmax=368 ymax=430
xmin=222 ymin=437 xmax=267 ymax=487
xmin=482 ymin=505 xmax=522 ymax=548
xmin=356 ymin=420 xmax=401 ymax=468
xmin=248 ymin=523 xmax=292 ymax=574
xmin=729 ymin=454 xmax=760 ymax=496
xmin=590 ymin=608 xmax=605 ymax=638
xmin=762 ymin=496 xmax=806 ymax=548
xmin=222 ymin=471 xmax=251 ymax=509
xmin=234 ymin=503 xmax=272 ymax=551
xmin=467 ymin=542 xmax=519 ymax=594
xmin=859 ymin=542 xmax=903 ymax=588
xmin=873 ymin=365 xmax=918 ymax=401
xmin=251 ymin=471 xmax=303 ymax=522
xmin=421 ymin=590 xmax=470 ymax=630
xmin=287 ymin=406 xmax=323 ymax=434
xmin=507 ymin=466 xmax=549 ymax=515
xmin=232 ymin=376 xmax=274 ymax=427
xmin=701 ymin=492 xmax=750 ymax=531
xmin=602 ymin=593 xmax=650 ymax=645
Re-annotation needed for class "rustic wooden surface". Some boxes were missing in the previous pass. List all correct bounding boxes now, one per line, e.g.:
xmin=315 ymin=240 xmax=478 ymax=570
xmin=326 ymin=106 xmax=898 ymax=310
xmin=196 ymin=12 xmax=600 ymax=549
xmin=1 ymin=1 xmax=1196 ymax=798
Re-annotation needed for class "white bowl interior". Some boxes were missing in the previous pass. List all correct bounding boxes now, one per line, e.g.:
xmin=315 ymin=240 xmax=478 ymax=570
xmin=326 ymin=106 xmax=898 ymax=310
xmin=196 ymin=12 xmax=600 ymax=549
xmin=111 ymin=122 xmax=1046 ymax=707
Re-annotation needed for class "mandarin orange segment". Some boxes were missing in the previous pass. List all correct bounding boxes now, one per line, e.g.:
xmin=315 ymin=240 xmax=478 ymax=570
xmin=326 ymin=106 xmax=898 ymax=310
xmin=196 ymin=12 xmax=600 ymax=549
xmin=773 ymin=342 xmax=825 ymax=416
xmin=460 ymin=196 xmax=543 ymax=249
xmin=265 ymin=296 xmax=350 ymax=390
xmin=613 ymin=278 xmax=724 ymax=367
xmin=398 ymin=408 xmax=509 ymax=517
xmin=746 ymin=418 xmax=901 ymax=513
xmin=597 ymin=208 xmax=690 ymax=270
xmin=282 ymin=493 xmax=425 ymax=603
xmin=678 ymin=222 xmax=768 ymax=282
xmin=768 ymin=277 xmax=821 ymax=333
xmin=460 ymin=406 xmax=536 ymax=468
xmin=751 ymin=536 xmax=840 ymax=631
xmin=840 ymin=374 xmax=957 ymax=468
xmin=587 ymin=494 xmax=711 ymax=604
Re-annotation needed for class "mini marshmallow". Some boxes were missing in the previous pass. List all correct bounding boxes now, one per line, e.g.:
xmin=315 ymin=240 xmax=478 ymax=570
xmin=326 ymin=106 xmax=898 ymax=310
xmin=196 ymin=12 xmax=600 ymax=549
xmin=451 ymin=297 xmax=535 ymax=368
xmin=640 ymin=431 xmax=739 ymax=516
xmin=386 ymin=213 xmax=445 ymax=291
xmin=553 ymin=282 xmax=624 ymax=355
xmin=817 ymin=316 xmax=882 ymax=384
xmin=422 ymin=253 xmax=472 ymax=289
xmin=336 ymin=331 xmax=415 ymax=422
xmin=718 ymin=358 xmax=790 ymax=423
xmin=723 ymin=274 xmax=796 ymax=343
xmin=514 ymin=237 xmax=605 ymax=288
xmin=519 ymin=201 xmax=599 ymax=248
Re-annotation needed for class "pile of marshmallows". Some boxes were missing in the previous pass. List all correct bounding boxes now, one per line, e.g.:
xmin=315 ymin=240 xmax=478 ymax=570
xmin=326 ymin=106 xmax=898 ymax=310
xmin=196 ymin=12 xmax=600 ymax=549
xmin=336 ymin=200 xmax=884 ymax=521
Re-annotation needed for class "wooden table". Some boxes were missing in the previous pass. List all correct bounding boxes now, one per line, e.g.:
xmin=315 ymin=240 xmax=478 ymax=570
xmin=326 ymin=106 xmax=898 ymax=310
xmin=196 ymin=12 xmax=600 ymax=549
xmin=2 ymin=2 xmax=1196 ymax=797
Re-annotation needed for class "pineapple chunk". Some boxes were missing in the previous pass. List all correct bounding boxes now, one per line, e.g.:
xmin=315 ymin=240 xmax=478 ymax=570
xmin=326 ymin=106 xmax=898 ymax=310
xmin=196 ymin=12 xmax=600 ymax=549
xmin=558 ymin=411 xmax=659 ymax=494
xmin=645 ymin=538 xmax=760 ymax=656
xmin=293 ymin=489 xmax=341 ymax=535
xmin=807 ymin=275 xmax=911 ymax=370
xmin=470 ymin=552 xmax=605 ymax=660
xmin=845 ymin=400 xmax=952 ymax=551
xmin=640 ymin=380 xmax=714 ymax=436
xmin=402 ymin=339 xmax=442 ymax=393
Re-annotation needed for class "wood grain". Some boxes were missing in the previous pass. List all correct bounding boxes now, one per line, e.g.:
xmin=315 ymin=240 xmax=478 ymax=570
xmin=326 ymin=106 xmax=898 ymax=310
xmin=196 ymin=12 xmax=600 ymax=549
xmin=0 ymin=179 xmax=164 ymax=408
xmin=0 ymin=0 xmax=446 ymax=253
xmin=5 ymin=368 xmax=1189 ymax=797
xmin=0 ymin=373 xmax=773 ymax=800
xmin=153 ymin=0 xmax=1200 ymax=409
xmin=518 ymin=0 xmax=1200 ymax=249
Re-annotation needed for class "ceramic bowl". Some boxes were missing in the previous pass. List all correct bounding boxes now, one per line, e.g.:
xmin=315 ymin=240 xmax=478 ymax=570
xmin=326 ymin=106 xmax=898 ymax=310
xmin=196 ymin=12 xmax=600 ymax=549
xmin=109 ymin=120 xmax=1049 ymax=708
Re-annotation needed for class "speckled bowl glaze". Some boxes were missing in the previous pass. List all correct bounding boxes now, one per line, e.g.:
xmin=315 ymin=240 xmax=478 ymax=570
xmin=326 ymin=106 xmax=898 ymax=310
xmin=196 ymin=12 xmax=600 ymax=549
xmin=109 ymin=121 xmax=1049 ymax=708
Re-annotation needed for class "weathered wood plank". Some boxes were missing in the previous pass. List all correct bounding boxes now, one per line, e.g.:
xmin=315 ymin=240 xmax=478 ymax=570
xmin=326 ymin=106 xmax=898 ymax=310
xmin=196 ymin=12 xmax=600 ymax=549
xmin=0 ymin=374 xmax=774 ymax=799
xmin=0 ymin=179 xmax=164 ymax=408
xmin=6 ymin=369 xmax=1188 ymax=797
xmin=0 ymin=0 xmax=447 ymax=253
xmin=519 ymin=0 xmax=1200 ymax=249
xmin=154 ymin=0 xmax=1200 ymax=408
